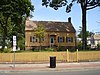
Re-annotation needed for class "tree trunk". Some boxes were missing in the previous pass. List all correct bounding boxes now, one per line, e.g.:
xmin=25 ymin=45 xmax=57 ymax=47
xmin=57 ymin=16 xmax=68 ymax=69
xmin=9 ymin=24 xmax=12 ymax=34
xmin=81 ymin=4 xmax=87 ymax=50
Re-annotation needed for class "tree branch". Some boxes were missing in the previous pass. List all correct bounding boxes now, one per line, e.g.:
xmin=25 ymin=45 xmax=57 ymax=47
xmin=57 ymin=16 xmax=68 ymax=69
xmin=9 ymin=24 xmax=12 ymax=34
xmin=86 ymin=4 xmax=98 ymax=10
xmin=88 ymin=0 xmax=92 ymax=3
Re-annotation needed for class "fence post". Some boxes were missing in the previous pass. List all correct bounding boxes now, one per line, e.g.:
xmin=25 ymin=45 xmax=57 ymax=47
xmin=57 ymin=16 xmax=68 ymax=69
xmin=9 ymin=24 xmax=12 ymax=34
xmin=67 ymin=49 xmax=69 ymax=62
xmin=76 ymin=49 xmax=79 ymax=62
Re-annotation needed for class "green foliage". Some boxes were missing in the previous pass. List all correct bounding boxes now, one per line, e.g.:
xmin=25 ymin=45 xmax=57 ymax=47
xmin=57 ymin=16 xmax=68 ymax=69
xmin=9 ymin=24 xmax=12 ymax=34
xmin=42 ymin=0 xmax=67 ymax=10
xmin=97 ymin=44 xmax=100 ymax=49
xmin=0 ymin=34 xmax=3 ymax=46
xmin=77 ymin=41 xmax=82 ymax=50
xmin=34 ymin=24 xmax=45 ymax=50
xmin=35 ymin=24 xmax=45 ymax=40
xmin=18 ymin=36 xmax=25 ymax=50
xmin=0 ymin=0 xmax=34 ymax=51
xmin=78 ymin=26 xmax=94 ymax=38
xmin=42 ymin=0 xmax=100 ymax=11
xmin=57 ymin=46 xmax=63 ymax=51
xmin=45 ymin=47 xmax=54 ymax=52
xmin=3 ymin=48 xmax=11 ymax=53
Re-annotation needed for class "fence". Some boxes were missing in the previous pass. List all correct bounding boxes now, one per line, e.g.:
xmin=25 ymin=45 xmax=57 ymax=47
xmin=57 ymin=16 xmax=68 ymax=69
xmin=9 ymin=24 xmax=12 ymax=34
xmin=0 ymin=50 xmax=100 ymax=63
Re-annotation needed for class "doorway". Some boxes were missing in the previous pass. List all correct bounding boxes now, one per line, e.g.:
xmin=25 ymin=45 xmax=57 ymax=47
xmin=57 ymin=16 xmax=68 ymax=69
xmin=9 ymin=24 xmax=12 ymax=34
xmin=50 ymin=37 xmax=54 ymax=46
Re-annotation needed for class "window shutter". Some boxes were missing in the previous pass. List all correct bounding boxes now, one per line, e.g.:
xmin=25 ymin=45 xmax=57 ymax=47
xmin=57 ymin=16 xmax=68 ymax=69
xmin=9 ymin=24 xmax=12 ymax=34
xmin=66 ymin=37 xmax=68 ymax=42
xmin=63 ymin=37 xmax=64 ymax=42
xmin=30 ymin=36 xmax=32 ymax=42
xmin=71 ymin=37 xmax=73 ymax=42
xmin=58 ymin=37 xmax=59 ymax=42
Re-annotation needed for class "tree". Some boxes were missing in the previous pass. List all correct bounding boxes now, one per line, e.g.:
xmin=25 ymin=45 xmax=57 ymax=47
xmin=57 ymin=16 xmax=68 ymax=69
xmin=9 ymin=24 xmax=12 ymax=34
xmin=0 ymin=0 xmax=34 ymax=51
xmin=34 ymin=24 xmax=45 ymax=51
xmin=42 ymin=0 xmax=100 ymax=50
xmin=7 ymin=17 xmax=26 ymax=50
xmin=78 ymin=26 xmax=93 ymax=38
xmin=77 ymin=26 xmax=94 ymax=49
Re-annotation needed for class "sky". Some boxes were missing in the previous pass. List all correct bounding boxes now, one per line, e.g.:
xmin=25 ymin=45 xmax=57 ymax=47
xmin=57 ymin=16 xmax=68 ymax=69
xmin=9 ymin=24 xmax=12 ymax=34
xmin=30 ymin=0 xmax=100 ymax=34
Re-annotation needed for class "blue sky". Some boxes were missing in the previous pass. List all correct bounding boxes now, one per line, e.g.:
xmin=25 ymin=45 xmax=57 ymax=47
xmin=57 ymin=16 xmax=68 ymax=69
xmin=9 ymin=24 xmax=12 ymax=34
xmin=30 ymin=0 xmax=100 ymax=33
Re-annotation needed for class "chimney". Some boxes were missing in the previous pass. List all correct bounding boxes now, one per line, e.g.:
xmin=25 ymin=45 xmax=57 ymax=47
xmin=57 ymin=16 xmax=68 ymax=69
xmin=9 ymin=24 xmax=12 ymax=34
xmin=68 ymin=17 xmax=71 ymax=23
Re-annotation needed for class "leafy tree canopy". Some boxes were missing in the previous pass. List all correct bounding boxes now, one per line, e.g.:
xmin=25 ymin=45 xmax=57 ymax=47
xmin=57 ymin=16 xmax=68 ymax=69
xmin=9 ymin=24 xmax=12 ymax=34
xmin=42 ymin=0 xmax=100 ymax=12
xmin=78 ymin=26 xmax=94 ymax=38
xmin=35 ymin=24 xmax=45 ymax=39
xmin=0 ymin=0 xmax=34 ymax=51
xmin=0 ymin=0 xmax=34 ymax=24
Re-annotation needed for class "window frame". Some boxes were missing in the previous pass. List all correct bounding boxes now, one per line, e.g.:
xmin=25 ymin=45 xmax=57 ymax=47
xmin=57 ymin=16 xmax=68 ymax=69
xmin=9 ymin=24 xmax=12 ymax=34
xmin=58 ymin=37 xmax=64 ymax=43
xmin=30 ymin=36 xmax=36 ymax=42
xmin=66 ymin=37 xmax=73 ymax=43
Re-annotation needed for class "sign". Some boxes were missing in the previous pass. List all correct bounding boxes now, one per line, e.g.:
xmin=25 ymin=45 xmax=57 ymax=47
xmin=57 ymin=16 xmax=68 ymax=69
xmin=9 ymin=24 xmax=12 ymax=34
xmin=13 ymin=40 xmax=16 ymax=46
xmin=13 ymin=36 xmax=16 ymax=41
xmin=13 ymin=36 xmax=16 ymax=51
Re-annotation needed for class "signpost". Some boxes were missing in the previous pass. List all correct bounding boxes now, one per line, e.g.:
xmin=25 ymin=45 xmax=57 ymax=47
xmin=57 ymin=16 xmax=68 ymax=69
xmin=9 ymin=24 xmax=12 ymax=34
xmin=13 ymin=36 xmax=16 ymax=68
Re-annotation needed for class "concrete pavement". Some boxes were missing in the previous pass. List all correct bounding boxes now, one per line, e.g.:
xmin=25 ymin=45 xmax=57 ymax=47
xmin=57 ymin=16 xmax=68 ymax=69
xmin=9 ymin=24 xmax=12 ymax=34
xmin=0 ymin=62 xmax=100 ymax=72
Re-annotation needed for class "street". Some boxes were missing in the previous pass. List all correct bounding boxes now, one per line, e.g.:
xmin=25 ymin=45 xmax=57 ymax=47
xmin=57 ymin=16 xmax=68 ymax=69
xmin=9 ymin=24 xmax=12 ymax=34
xmin=0 ymin=69 xmax=100 ymax=75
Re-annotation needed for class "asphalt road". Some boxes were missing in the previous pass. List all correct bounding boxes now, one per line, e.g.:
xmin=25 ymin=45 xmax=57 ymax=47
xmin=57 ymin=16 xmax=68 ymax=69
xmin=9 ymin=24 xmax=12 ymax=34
xmin=0 ymin=69 xmax=100 ymax=75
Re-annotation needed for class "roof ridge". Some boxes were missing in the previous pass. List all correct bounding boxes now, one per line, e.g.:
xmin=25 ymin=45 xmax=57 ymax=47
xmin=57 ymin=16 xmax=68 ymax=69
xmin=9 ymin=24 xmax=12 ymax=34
xmin=32 ymin=20 xmax=69 ymax=23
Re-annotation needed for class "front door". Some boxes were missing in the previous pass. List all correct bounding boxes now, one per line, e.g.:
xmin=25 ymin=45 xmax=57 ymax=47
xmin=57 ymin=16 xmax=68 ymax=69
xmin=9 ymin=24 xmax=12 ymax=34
xmin=50 ymin=37 xmax=54 ymax=46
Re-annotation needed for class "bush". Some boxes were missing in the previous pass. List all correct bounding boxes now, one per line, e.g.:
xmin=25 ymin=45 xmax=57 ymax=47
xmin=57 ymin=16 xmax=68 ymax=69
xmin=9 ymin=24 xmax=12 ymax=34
xmin=97 ymin=44 xmax=100 ymax=49
xmin=57 ymin=46 xmax=63 ymax=51
xmin=45 ymin=47 xmax=54 ymax=52
xmin=3 ymin=48 xmax=11 ymax=53
xmin=77 ymin=42 xmax=82 ymax=50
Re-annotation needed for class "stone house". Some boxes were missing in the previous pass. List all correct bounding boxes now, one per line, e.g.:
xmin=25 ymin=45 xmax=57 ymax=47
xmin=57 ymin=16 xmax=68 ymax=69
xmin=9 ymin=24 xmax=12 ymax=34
xmin=25 ymin=17 xmax=76 ymax=50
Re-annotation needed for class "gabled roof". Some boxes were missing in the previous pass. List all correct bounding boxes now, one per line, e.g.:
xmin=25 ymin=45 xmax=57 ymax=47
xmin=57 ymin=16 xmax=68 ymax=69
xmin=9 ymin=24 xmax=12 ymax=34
xmin=25 ymin=20 xmax=76 ymax=33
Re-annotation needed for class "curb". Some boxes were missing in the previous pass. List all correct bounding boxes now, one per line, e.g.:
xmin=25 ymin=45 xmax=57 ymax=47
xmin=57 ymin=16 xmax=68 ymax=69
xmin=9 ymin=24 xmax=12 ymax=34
xmin=0 ymin=67 xmax=100 ymax=73
xmin=0 ymin=62 xmax=100 ymax=72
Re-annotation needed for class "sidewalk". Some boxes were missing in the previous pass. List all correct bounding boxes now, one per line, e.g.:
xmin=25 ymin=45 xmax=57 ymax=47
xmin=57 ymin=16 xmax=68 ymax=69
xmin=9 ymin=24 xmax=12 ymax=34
xmin=0 ymin=62 xmax=100 ymax=72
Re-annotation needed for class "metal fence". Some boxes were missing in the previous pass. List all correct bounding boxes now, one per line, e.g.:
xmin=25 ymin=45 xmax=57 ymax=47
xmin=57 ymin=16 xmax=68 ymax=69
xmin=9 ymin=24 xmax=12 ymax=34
xmin=0 ymin=50 xmax=100 ymax=63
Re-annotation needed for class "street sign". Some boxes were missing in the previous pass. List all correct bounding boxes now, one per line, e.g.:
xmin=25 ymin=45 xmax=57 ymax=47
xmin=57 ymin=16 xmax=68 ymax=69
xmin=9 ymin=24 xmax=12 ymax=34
xmin=13 ymin=36 xmax=16 ymax=51
xmin=13 ymin=36 xmax=16 ymax=41
xmin=13 ymin=41 xmax=16 ymax=46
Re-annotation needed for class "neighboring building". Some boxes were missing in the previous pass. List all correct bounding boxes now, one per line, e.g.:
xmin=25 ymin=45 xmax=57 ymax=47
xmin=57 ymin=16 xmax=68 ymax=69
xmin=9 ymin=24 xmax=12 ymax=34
xmin=87 ymin=34 xmax=100 ymax=49
xmin=25 ymin=17 xmax=76 ymax=50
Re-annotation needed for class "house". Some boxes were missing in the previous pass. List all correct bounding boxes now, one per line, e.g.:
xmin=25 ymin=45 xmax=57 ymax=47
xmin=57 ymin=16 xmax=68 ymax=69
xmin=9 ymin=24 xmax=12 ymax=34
xmin=25 ymin=17 xmax=76 ymax=50
xmin=87 ymin=33 xmax=100 ymax=49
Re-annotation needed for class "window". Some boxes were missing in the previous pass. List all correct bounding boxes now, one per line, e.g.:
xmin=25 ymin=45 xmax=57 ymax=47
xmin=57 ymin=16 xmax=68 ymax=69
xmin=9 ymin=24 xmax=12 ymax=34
xmin=66 ymin=37 xmax=73 ymax=43
xmin=41 ymin=37 xmax=45 ymax=42
xmin=30 ymin=36 xmax=45 ymax=42
xmin=30 ymin=36 xmax=36 ymax=42
xmin=58 ymin=37 xmax=64 ymax=42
